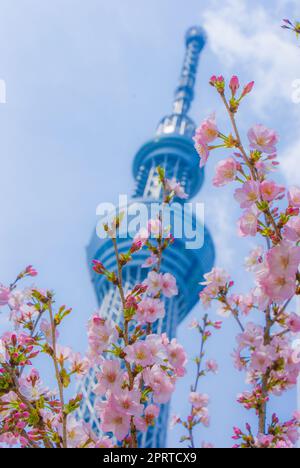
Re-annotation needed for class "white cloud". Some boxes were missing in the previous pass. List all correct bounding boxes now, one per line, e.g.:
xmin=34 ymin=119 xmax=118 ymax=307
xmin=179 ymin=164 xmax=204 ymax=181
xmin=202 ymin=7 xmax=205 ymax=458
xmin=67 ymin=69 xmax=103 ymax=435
xmin=202 ymin=0 xmax=300 ymax=117
xmin=201 ymin=0 xmax=300 ymax=185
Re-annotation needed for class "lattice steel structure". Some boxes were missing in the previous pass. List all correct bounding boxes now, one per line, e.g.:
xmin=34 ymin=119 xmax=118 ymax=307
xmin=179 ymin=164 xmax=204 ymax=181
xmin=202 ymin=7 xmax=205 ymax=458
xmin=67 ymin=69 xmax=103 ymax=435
xmin=78 ymin=26 xmax=215 ymax=448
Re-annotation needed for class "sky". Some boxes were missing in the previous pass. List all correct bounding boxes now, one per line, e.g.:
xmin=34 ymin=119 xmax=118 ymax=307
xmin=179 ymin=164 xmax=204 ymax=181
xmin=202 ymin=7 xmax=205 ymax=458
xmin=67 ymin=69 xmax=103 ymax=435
xmin=0 ymin=0 xmax=300 ymax=448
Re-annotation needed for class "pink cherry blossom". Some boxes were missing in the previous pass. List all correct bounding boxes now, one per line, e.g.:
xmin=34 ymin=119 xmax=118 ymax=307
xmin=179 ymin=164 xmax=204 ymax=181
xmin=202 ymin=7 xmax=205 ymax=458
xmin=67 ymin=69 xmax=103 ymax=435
xmin=236 ymin=323 xmax=264 ymax=350
xmin=194 ymin=139 xmax=210 ymax=168
xmin=291 ymin=347 xmax=300 ymax=365
xmin=213 ymin=157 xmax=237 ymax=187
xmin=160 ymin=273 xmax=178 ymax=298
xmin=245 ymin=246 xmax=264 ymax=272
xmin=144 ymin=405 xmax=160 ymax=426
xmin=145 ymin=271 xmax=162 ymax=295
xmin=87 ymin=316 xmax=117 ymax=362
xmin=170 ymin=414 xmax=181 ymax=429
xmin=194 ymin=115 xmax=219 ymax=144
xmin=94 ymin=360 xmax=124 ymax=395
xmin=238 ymin=207 xmax=259 ymax=237
xmin=19 ymin=369 xmax=50 ymax=401
xmin=201 ymin=267 xmax=230 ymax=289
xmin=134 ymin=416 xmax=147 ymax=433
xmin=165 ymin=178 xmax=188 ymax=199
xmin=55 ymin=345 xmax=71 ymax=366
xmin=145 ymin=334 xmax=166 ymax=364
xmin=206 ymin=359 xmax=218 ymax=374
xmin=57 ymin=416 xmax=92 ymax=448
xmin=124 ymin=341 xmax=154 ymax=367
xmin=165 ymin=338 xmax=187 ymax=376
xmin=8 ymin=290 xmax=29 ymax=312
xmin=147 ymin=219 xmax=162 ymax=238
xmin=131 ymin=228 xmax=149 ymax=253
xmin=258 ymin=269 xmax=296 ymax=304
xmin=189 ymin=392 xmax=209 ymax=409
xmin=234 ymin=180 xmax=260 ymax=209
xmin=142 ymin=253 xmax=159 ymax=269
xmin=69 ymin=352 xmax=89 ymax=376
xmin=288 ymin=186 xmax=300 ymax=207
xmin=143 ymin=365 xmax=175 ymax=404
xmin=40 ymin=319 xmax=59 ymax=344
xmin=238 ymin=293 xmax=255 ymax=316
xmin=134 ymin=228 xmax=149 ymax=244
xmin=286 ymin=313 xmax=300 ymax=333
xmin=111 ymin=389 xmax=144 ymax=417
xmin=135 ymin=298 xmax=165 ymax=324
xmin=260 ymin=180 xmax=285 ymax=202
xmin=98 ymin=401 xmax=131 ymax=441
xmin=283 ymin=217 xmax=300 ymax=242
xmin=248 ymin=124 xmax=278 ymax=154
xmin=250 ymin=346 xmax=274 ymax=373
xmin=0 ymin=285 xmax=10 ymax=307
xmin=266 ymin=240 xmax=300 ymax=277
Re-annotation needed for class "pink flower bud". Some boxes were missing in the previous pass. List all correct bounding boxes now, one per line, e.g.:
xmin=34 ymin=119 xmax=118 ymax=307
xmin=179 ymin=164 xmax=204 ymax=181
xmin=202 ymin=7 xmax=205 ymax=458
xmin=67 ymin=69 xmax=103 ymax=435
xmin=229 ymin=75 xmax=240 ymax=96
xmin=233 ymin=426 xmax=242 ymax=436
xmin=16 ymin=421 xmax=26 ymax=430
xmin=25 ymin=265 xmax=38 ymax=277
xmin=241 ymin=81 xmax=254 ymax=98
xmin=92 ymin=260 xmax=105 ymax=275
xmin=209 ymin=75 xmax=225 ymax=93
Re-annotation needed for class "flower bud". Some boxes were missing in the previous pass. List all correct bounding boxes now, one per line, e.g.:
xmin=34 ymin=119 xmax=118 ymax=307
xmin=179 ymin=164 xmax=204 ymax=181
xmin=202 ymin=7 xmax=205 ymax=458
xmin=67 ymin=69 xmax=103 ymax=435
xmin=229 ymin=75 xmax=240 ymax=96
xmin=241 ymin=81 xmax=254 ymax=98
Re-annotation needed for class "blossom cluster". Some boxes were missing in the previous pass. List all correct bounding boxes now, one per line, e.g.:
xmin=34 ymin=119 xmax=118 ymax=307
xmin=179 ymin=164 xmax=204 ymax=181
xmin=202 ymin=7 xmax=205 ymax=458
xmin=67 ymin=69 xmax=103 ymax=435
xmin=233 ymin=413 xmax=300 ymax=449
xmin=0 ymin=168 xmax=188 ymax=449
xmin=173 ymin=315 xmax=221 ymax=448
xmin=86 ymin=168 xmax=188 ymax=447
xmin=196 ymin=75 xmax=300 ymax=448
xmin=0 ymin=268 xmax=106 ymax=448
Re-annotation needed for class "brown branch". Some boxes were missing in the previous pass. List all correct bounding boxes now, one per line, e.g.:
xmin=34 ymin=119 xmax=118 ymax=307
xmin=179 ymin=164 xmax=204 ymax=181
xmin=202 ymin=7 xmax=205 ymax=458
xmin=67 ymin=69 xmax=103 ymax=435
xmin=48 ymin=301 xmax=67 ymax=448
xmin=111 ymin=237 xmax=138 ymax=448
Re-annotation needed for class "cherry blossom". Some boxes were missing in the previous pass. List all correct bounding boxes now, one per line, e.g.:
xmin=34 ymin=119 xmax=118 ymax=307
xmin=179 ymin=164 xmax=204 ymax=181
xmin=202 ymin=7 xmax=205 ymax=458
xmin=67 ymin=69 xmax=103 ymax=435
xmin=247 ymin=124 xmax=278 ymax=154
xmin=0 ymin=285 xmax=10 ymax=307
xmin=288 ymin=186 xmax=300 ymax=207
xmin=234 ymin=180 xmax=260 ymax=209
xmin=143 ymin=365 xmax=175 ymax=404
xmin=213 ymin=157 xmax=237 ymax=187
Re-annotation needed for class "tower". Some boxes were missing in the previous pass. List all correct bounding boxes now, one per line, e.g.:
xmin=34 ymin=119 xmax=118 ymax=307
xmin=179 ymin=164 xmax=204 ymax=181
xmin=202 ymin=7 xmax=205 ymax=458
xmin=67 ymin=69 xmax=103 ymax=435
xmin=78 ymin=26 xmax=215 ymax=448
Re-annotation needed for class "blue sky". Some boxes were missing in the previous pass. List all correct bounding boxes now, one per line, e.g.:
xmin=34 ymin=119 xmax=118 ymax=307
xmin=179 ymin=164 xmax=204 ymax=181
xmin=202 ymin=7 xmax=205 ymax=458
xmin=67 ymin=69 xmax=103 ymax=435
xmin=0 ymin=0 xmax=299 ymax=448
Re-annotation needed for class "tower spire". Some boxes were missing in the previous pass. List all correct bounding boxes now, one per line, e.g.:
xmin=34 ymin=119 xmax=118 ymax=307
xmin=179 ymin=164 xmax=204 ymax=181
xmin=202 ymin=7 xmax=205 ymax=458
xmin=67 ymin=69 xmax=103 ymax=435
xmin=156 ymin=26 xmax=206 ymax=138
xmin=172 ymin=26 xmax=206 ymax=116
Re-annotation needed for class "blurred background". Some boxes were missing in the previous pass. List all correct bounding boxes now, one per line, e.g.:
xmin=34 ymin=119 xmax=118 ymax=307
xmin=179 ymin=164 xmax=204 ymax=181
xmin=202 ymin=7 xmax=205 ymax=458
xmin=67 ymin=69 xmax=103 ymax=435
xmin=0 ymin=0 xmax=299 ymax=448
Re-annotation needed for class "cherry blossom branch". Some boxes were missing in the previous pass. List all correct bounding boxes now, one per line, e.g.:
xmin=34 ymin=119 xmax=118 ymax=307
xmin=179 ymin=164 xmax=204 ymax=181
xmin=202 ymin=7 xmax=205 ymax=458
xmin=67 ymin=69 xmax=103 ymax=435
xmin=111 ymin=235 xmax=138 ymax=448
xmin=47 ymin=298 xmax=67 ymax=449
xmin=220 ymin=93 xmax=282 ymax=242
xmin=176 ymin=316 xmax=220 ymax=449
xmin=187 ymin=315 xmax=209 ymax=449
xmin=2 ymin=363 xmax=54 ymax=448
xmin=196 ymin=75 xmax=300 ymax=448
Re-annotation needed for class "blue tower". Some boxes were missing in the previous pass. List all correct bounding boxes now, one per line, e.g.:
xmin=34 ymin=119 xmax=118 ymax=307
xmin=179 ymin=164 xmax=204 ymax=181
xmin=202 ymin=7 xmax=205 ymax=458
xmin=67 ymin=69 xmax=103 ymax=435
xmin=78 ymin=26 xmax=215 ymax=448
